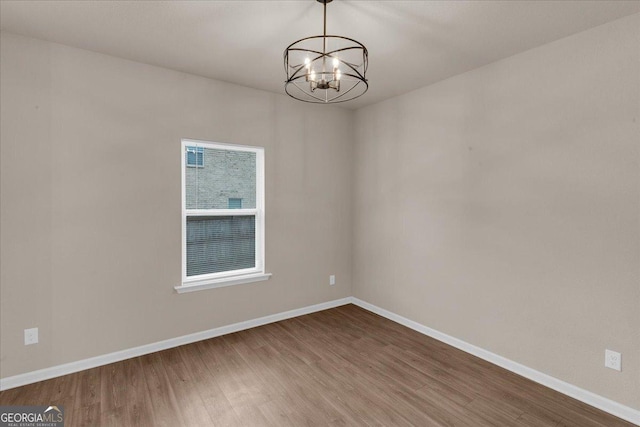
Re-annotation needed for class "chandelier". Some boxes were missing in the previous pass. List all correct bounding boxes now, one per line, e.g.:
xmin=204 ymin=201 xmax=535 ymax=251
xmin=284 ymin=0 xmax=368 ymax=104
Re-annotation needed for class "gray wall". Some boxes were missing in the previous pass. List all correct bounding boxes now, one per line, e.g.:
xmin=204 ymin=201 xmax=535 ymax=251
xmin=353 ymin=14 xmax=639 ymax=409
xmin=0 ymin=32 xmax=353 ymax=379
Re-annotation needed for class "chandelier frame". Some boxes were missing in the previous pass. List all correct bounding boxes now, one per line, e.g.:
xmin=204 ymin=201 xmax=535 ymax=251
xmin=283 ymin=0 xmax=368 ymax=104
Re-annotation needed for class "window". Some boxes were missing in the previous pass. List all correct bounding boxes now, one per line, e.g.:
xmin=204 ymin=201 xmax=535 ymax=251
xmin=177 ymin=139 xmax=269 ymax=293
xmin=185 ymin=146 xmax=204 ymax=167
xmin=228 ymin=198 xmax=242 ymax=209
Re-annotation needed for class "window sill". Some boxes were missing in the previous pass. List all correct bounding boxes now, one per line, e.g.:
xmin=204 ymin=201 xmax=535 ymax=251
xmin=174 ymin=272 xmax=272 ymax=294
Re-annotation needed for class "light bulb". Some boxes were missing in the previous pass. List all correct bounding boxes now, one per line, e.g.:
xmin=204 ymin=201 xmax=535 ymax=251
xmin=304 ymin=57 xmax=311 ymax=68
xmin=333 ymin=57 xmax=340 ymax=69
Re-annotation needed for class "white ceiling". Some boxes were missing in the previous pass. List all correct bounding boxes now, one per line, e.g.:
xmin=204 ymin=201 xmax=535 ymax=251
xmin=1 ymin=1 xmax=638 ymax=109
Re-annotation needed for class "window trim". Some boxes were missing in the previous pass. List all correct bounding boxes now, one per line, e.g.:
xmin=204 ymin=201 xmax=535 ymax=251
xmin=176 ymin=138 xmax=268 ymax=293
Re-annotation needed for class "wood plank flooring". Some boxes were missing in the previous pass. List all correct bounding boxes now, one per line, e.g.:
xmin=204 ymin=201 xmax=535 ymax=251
xmin=0 ymin=304 xmax=634 ymax=426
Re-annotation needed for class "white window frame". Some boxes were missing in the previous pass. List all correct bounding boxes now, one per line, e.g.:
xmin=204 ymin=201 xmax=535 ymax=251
xmin=175 ymin=138 xmax=270 ymax=294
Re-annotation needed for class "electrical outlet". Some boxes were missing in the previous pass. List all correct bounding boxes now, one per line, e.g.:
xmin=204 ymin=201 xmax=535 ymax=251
xmin=24 ymin=328 xmax=38 ymax=345
xmin=329 ymin=275 xmax=336 ymax=286
xmin=605 ymin=349 xmax=621 ymax=371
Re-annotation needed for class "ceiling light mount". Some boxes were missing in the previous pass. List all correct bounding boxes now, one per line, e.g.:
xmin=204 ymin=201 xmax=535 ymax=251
xmin=284 ymin=0 xmax=368 ymax=104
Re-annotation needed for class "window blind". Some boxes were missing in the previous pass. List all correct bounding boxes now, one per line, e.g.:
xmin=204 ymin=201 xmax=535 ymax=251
xmin=186 ymin=215 xmax=256 ymax=276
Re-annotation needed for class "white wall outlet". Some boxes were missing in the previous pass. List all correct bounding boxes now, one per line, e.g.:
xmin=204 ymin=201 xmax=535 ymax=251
xmin=24 ymin=327 xmax=38 ymax=345
xmin=329 ymin=275 xmax=336 ymax=286
xmin=605 ymin=349 xmax=621 ymax=371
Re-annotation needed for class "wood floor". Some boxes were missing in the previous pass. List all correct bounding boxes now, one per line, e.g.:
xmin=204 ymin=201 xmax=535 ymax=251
xmin=0 ymin=304 xmax=634 ymax=427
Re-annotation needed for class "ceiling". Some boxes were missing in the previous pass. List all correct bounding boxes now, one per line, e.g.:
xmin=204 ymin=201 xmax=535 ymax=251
xmin=1 ymin=1 xmax=638 ymax=109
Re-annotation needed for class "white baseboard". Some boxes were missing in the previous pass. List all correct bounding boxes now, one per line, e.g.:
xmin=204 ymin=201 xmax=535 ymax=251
xmin=350 ymin=297 xmax=640 ymax=426
xmin=0 ymin=297 xmax=352 ymax=392
xmin=2 ymin=296 xmax=638 ymax=425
